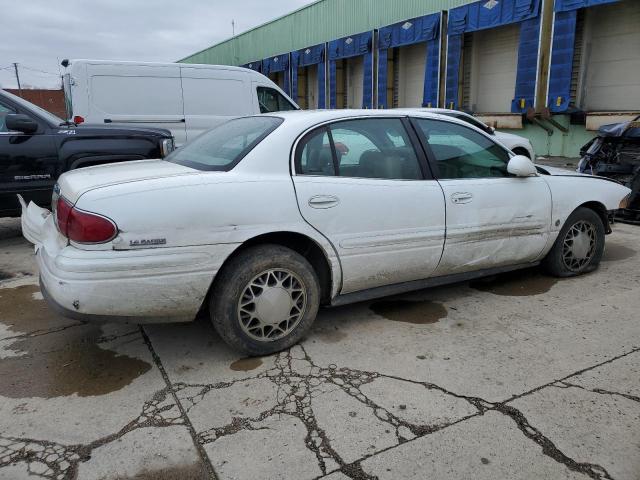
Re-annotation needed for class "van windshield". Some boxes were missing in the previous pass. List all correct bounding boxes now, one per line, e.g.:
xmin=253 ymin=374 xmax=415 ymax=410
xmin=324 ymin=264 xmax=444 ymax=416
xmin=166 ymin=116 xmax=283 ymax=171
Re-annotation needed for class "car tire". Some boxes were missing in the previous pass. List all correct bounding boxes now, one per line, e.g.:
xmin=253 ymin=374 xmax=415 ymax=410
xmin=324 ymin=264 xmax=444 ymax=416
xmin=541 ymin=207 xmax=605 ymax=277
xmin=210 ymin=244 xmax=320 ymax=356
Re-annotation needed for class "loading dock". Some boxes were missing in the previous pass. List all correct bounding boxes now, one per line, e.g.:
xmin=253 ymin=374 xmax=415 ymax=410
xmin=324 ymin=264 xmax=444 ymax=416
xmin=241 ymin=60 xmax=263 ymax=75
xmin=377 ymin=13 xmax=440 ymax=109
xmin=262 ymin=53 xmax=291 ymax=96
xmin=445 ymin=0 xmax=542 ymax=115
xmin=328 ymin=31 xmax=374 ymax=109
xmin=291 ymin=44 xmax=326 ymax=109
xmin=548 ymin=0 xmax=640 ymax=114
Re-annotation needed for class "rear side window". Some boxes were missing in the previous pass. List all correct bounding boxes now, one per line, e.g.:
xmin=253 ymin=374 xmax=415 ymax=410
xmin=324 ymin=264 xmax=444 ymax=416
xmin=296 ymin=118 xmax=423 ymax=180
xmin=257 ymin=87 xmax=297 ymax=113
xmin=166 ymin=116 xmax=283 ymax=171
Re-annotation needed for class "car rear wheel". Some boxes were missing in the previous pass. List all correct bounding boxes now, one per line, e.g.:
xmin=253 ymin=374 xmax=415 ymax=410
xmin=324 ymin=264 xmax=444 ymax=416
xmin=542 ymin=207 xmax=605 ymax=277
xmin=210 ymin=244 xmax=320 ymax=356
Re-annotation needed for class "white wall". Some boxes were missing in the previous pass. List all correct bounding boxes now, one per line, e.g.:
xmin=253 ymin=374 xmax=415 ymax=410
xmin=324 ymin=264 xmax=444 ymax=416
xmin=307 ymin=65 xmax=319 ymax=109
xmin=470 ymin=23 xmax=519 ymax=113
xmin=398 ymin=42 xmax=427 ymax=108
xmin=347 ymin=56 xmax=364 ymax=108
xmin=580 ymin=0 xmax=640 ymax=111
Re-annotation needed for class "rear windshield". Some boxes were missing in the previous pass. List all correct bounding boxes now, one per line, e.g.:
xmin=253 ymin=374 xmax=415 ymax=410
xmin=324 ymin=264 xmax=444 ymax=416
xmin=166 ymin=116 xmax=283 ymax=171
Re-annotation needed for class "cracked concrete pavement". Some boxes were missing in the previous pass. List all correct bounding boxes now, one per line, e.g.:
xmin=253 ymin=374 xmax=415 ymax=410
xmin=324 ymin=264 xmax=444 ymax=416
xmin=0 ymin=216 xmax=638 ymax=479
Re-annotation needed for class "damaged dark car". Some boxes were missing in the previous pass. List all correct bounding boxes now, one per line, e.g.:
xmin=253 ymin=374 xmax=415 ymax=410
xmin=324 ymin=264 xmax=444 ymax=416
xmin=578 ymin=115 xmax=640 ymax=224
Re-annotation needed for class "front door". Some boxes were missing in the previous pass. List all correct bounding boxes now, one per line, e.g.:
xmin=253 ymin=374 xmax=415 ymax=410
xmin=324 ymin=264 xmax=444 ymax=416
xmin=411 ymin=117 xmax=552 ymax=276
xmin=0 ymin=101 xmax=57 ymax=214
xmin=292 ymin=117 xmax=446 ymax=294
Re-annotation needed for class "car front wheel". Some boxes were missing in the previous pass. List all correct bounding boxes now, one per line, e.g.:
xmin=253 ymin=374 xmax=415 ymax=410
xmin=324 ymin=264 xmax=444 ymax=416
xmin=210 ymin=244 xmax=320 ymax=356
xmin=542 ymin=207 xmax=605 ymax=277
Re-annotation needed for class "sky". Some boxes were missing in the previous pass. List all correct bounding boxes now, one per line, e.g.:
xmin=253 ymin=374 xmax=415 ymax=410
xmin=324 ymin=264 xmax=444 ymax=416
xmin=0 ymin=0 xmax=313 ymax=89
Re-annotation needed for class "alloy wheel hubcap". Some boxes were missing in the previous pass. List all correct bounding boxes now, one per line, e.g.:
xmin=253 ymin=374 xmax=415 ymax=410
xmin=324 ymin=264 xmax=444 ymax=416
xmin=238 ymin=269 xmax=307 ymax=342
xmin=562 ymin=220 xmax=597 ymax=272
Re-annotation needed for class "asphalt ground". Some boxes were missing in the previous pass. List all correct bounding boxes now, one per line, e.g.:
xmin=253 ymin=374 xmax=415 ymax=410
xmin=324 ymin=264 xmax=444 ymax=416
xmin=0 ymin=214 xmax=638 ymax=480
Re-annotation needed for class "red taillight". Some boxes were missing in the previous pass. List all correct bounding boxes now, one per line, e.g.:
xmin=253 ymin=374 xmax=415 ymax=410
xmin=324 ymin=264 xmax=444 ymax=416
xmin=56 ymin=196 xmax=73 ymax=235
xmin=73 ymin=115 xmax=84 ymax=124
xmin=55 ymin=197 xmax=117 ymax=243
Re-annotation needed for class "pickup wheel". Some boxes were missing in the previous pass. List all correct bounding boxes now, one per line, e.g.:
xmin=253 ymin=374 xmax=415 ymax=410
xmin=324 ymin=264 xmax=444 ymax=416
xmin=542 ymin=207 xmax=605 ymax=277
xmin=210 ymin=244 xmax=320 ymax=356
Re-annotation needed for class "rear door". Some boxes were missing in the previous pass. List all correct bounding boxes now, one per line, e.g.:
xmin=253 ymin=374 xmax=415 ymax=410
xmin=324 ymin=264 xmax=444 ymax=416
xmin=412 ymin=117 xmax=551 ymax=276
xmin=181 ymin=68 xmax=253 ymax=142
xmin=292 ymin=117 xmax=445 ymax=294
xmin=86 ymin=63 xmax=187 ymax=145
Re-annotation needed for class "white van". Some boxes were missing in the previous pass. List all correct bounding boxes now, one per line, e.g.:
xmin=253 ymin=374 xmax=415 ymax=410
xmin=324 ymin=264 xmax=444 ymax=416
xmin=62 ymin=59 xmax=299 ymax=145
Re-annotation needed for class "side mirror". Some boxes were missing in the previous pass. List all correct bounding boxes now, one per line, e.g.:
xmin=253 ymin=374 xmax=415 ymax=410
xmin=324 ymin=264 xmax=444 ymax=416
xmin=487 ymin=126 xmax=495 ymax=134
xmin=507 ymin=155 xmax=537 ymax=177
xmin=5 ymin=114 xmax=39 ymax=134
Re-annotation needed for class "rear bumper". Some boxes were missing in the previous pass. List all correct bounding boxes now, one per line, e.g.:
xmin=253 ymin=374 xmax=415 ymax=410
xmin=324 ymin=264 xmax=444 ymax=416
xmin=20 ymin=198 xmax=239 ymax=323
xmin=37 ymin=241 xmax=238 ymax=323
xmin=19 ymin=195 xmax=50 ymax=245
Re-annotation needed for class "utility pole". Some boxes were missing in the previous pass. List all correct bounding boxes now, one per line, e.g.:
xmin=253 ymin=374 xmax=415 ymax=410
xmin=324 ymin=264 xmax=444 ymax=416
xmin=12 ymin=63 xmax=22 ymax=96
xmin=232 ymin=19 xmax=235 ymax=37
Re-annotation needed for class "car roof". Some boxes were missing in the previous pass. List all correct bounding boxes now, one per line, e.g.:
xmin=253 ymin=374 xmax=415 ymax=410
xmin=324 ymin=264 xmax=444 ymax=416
xmin=65 ymin=59 xmax=269 ymax=82
xmin=268 ymin=109 xmax=476 ymax=131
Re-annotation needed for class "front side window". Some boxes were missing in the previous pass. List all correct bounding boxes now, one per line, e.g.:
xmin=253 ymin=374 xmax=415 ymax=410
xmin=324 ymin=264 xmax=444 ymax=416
xmin=0 ymin=102 xmax=16 ymax=132
xmin=166 ymin=116 xmax=283 ymax=171
xmin=257 ymin=87 xmax=297 ymax=113
xmin=414 ymin=118 xmax=510 ymax=179
xmin=296 ymin=118 xmax=423 ymax=180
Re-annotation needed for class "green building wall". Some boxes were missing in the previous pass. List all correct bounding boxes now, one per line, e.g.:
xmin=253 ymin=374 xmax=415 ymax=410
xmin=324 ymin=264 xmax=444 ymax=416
xmin=180 ymin=0 xmax=617 ymax=159
xmin=507 ymin=117 xmax=596 ymax=159
xmin=180 ymin=0 xmax=472 ymax=66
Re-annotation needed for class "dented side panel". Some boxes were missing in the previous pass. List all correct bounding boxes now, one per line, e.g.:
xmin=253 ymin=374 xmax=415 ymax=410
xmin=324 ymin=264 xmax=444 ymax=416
xmin=434 ymin=176 xmax=552 ymax=275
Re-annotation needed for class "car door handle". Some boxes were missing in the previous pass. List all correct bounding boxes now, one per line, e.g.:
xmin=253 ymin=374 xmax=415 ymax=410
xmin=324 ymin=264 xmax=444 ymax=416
xmin=451 ymin=192 xmax=473 ymax=204
xmin=308 ymin=195 xmax=340 ymax=209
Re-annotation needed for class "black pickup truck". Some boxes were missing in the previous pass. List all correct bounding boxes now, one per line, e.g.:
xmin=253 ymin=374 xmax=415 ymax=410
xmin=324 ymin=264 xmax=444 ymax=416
xmin=0 ymin=89 xmax=174 ymax=217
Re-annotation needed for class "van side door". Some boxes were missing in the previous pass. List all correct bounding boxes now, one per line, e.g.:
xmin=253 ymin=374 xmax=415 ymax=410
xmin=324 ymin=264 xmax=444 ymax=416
xmin=181 ymin=68 xmax=254 ymax=142
xmin=85 ymin=63 xmax=187 ymax=146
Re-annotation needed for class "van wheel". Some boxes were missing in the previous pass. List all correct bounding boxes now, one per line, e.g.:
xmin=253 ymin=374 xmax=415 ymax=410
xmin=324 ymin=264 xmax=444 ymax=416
xmin=210 ymin=244 xmax=320 ymax=356
xmin=542 ymin=207 xmax=605 ymax=277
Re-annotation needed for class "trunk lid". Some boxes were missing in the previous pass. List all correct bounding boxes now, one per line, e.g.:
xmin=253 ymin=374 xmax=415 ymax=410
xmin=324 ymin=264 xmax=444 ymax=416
xmin=58 ymin=159 xmax=198 ymax=204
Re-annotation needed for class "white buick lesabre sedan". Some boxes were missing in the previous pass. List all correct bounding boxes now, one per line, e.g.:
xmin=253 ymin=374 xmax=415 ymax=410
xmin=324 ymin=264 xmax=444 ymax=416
xmin=21 ymin=110 xmax=631 ymax=355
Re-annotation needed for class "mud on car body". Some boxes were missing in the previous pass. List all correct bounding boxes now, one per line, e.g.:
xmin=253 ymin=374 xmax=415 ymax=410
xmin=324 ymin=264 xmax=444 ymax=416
xmin=0 ymin=89 xmax=174 ymax=217
xmin=21 ymin=110 xmax=630 ymax=356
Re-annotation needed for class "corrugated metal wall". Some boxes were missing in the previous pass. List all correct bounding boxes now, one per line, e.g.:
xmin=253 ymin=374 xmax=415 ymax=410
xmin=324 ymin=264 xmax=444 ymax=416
xmin=180 ymin=0 xmax=474 ymax=66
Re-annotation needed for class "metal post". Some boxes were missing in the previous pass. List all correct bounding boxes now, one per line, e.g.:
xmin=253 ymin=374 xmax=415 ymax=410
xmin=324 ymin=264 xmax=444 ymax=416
xmin=13 ymin=63 xmax=22 ymax=96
